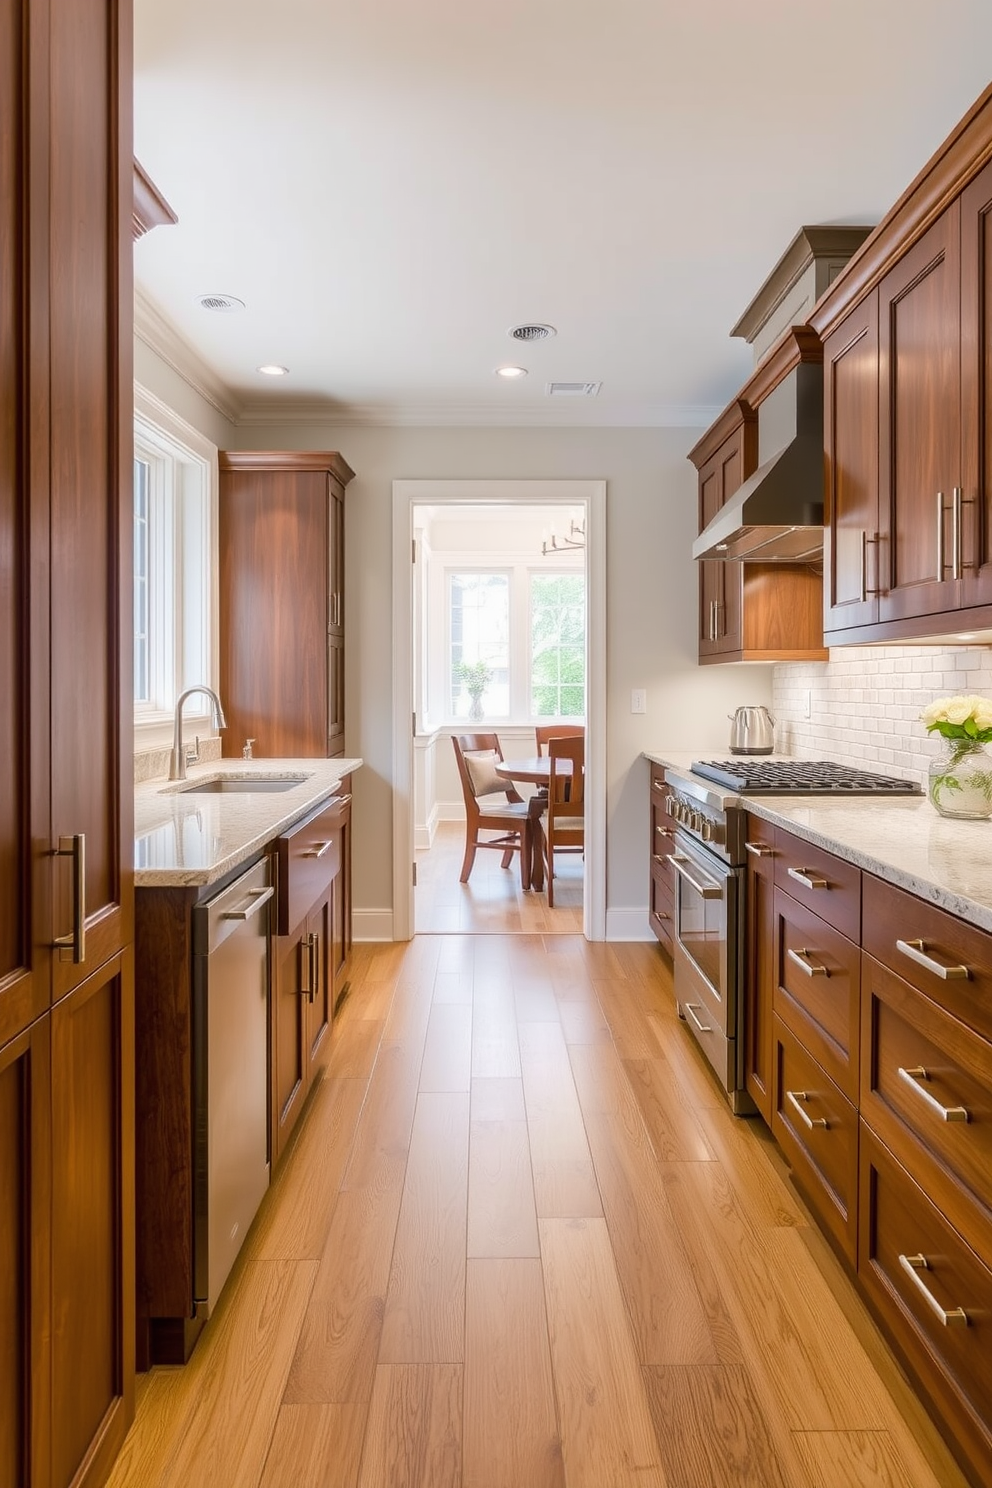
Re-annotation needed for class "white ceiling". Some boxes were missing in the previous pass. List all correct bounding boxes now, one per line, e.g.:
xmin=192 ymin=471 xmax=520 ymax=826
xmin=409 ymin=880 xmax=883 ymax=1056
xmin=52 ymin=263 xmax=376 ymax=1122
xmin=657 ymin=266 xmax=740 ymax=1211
xmin=134 ymin=0 xmax=992 ymax=428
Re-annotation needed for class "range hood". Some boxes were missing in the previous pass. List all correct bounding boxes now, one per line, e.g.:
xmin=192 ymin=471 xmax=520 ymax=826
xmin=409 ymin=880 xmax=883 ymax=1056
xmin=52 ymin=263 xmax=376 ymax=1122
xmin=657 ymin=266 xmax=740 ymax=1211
xmin=693 ymin=360 xmax=824 ymax=564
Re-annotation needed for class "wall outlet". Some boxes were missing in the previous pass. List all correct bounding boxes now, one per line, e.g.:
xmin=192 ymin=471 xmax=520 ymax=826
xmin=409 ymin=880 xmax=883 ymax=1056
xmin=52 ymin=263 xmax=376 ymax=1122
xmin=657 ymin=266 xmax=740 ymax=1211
xmin=631 ymin=688 xmax=647 ymax=715
xmin=802 ymin=689 xmax=812 ymax=721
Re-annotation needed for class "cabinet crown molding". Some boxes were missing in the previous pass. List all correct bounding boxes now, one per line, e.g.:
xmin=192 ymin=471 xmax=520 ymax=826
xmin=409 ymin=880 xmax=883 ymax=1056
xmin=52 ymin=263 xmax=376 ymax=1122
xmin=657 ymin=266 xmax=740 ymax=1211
xmin=219 ymin=450 xmax=356 ymax=485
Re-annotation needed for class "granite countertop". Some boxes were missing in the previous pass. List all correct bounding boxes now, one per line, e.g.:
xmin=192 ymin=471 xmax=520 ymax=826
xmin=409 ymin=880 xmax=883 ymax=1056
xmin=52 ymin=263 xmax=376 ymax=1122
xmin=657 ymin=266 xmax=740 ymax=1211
xmin=134 ymin=758 xmax=363 ymax=887
xmin=644 ymin=750 xmax=992 ymax=934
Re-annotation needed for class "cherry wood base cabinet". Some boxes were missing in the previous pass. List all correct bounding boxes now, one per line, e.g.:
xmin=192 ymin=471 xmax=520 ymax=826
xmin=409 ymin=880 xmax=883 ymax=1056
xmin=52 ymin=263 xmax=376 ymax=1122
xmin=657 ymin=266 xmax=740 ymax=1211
xmin=647 ymin=765 xmax=675 ymax=954
xmin=1 ymin=0 xmax=135 ymax=1479
xmin=273 ymin=793 xmax=352 ymax=1164
xmin=747 ymin=819 xmax=992 ymax=1487
xmin=218 ymin=452 xmax=355 ymax=759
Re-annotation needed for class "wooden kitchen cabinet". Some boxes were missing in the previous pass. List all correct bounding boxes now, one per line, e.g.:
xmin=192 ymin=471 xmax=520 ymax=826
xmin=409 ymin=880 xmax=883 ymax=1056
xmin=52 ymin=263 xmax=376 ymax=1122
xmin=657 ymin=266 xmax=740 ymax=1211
xmin=273 ymin=793 xmax=352 ymax=1163
xmin=743 ymin=815 xmax=776 ymax=1123
xmin=1 ymin=0 xmax=134 ymax=1480
xmin=822 ymin=292 xmax=880 ymax=633
xmin=219 ymin=452 xmax=355 ymax=760
xmin=647 ymin=765 xmax=676 ymax=954
xmin=691 ymin=404 xmax=757 ymax=660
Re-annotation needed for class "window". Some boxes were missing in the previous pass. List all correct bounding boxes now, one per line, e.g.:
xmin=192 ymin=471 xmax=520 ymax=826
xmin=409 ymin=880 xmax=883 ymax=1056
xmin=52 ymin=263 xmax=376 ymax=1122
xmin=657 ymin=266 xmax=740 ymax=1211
xmin=530 ymin=572 xmax=585 ymax=718
xmin=132 ymin=387 xmax=215 ymax=738
xmin=439 ymin=560 xmax=585 ymax=723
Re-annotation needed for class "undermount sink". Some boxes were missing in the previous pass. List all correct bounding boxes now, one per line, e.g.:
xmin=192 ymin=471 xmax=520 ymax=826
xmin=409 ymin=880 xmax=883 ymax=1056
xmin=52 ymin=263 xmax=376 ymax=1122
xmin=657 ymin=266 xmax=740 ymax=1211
xmin=180 ymin=777 xmax=304 ymax=795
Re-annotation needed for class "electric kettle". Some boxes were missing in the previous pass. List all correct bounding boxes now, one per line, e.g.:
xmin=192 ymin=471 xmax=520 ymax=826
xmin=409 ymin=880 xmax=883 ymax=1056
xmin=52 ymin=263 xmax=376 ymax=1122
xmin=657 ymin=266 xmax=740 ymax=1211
xmin=728 ymin=705 xmax=775 ymax=755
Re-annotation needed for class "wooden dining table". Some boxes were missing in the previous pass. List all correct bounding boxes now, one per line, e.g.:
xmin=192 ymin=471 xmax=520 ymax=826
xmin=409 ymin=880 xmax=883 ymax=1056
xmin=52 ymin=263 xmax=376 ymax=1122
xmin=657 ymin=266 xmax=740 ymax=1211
xmin=494 ymin=757 xmax=573 ymax=892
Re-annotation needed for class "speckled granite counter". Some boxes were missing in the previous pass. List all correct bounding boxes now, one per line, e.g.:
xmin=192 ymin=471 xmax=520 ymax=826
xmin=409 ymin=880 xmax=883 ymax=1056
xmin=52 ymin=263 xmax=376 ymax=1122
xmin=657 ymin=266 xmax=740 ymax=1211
xmin=134 ymin=758 xmax=362 ymax=886
xmin=644 ymin=751 xmax=992 ymax=934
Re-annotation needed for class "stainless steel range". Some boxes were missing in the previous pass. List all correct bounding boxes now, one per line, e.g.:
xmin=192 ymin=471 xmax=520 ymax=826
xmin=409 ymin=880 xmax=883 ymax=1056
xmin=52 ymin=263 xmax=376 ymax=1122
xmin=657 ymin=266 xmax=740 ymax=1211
xmin=665 ymin=760 xmax=921 ymax=1114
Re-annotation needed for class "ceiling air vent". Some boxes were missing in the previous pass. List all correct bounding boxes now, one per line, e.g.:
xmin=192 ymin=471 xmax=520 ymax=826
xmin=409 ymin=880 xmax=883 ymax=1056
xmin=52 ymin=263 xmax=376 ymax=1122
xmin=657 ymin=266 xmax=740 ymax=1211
xmin=509 ymin=322 xmax=556 ymax=342
xmin=547 ymin=381 xmax=601 ymax=397
xmin=196 ymin=293 xmax=245 ymax=313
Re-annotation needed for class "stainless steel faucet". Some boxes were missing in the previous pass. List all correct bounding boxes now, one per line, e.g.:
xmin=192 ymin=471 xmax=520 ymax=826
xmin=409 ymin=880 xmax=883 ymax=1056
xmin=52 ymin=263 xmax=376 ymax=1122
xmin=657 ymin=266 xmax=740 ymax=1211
xmin=169 ymin=685 xmax=228 ymax=781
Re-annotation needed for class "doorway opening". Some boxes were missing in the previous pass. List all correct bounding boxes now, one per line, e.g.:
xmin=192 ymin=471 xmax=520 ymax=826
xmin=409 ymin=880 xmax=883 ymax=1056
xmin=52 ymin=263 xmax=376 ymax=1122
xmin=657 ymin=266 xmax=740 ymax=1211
xmin=391 ymin=480 xmax=606 ymax=941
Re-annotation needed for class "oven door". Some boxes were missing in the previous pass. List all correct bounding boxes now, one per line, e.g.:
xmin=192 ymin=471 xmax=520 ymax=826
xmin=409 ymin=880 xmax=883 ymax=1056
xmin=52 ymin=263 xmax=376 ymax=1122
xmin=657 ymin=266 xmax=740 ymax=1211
xmin=671 ymin=830 xmax=742 ymax=1089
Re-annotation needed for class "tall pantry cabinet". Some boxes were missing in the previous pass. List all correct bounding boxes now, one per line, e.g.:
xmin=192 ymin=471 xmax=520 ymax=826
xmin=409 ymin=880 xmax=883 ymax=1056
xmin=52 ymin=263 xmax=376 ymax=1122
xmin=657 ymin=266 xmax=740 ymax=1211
xmin=0 ymin=1 xmax=134 ymax=1486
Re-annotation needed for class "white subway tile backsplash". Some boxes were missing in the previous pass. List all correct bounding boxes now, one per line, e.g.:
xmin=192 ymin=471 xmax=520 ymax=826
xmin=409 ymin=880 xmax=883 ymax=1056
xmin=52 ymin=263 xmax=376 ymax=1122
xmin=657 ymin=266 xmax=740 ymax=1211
xmin=773 ymin=644 xmax=992 ymax=786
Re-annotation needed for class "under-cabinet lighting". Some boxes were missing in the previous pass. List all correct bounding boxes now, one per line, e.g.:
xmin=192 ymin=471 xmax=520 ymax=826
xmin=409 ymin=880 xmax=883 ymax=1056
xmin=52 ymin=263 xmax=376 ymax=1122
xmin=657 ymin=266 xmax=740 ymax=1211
xmin=257 ymin=364 xmax=289 ymax=377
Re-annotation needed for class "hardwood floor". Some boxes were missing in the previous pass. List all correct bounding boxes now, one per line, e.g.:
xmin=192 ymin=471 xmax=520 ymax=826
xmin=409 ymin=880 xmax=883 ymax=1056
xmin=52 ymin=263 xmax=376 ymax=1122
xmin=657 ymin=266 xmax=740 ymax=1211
xmin=108 ymin=936 xmax=970 ymax=1488
xmin=416 ymin=821 xmax=583 ymax=933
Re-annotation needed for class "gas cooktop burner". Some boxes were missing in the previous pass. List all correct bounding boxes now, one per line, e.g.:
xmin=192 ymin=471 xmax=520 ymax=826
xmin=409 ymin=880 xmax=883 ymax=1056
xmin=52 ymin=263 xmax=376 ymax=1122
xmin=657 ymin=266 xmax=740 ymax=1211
xmin=690 ymin=759 xmax=923 ymax=795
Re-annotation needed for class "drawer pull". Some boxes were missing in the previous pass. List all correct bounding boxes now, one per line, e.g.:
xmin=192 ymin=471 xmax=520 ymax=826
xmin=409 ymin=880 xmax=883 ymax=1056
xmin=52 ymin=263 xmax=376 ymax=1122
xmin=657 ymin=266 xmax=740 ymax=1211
xmin=222 ymin=885 xmax=275 ymax=921
xmin=302 ymin=840 xmax=334 ymax=859
xmin=785 ymin=1089 xmax=828 ymax=1131
xmin=895 ymin=938 xmax=970 ymax=981
xmin=786 ymin=946 xmax=829 ymax=978
xmin=652 ymin=853 xmax=671 ymax=867
xmin=787 ymin=866 xmax=828 ymax=890
xmin=671 ymin=854 xmax=723 ymax=899
xmin=745 ymin=841 xmax=774 ymax=857
xmin=897 ymin=1065 xmax=970 ymax=1123
xmin=656 ymin=826 xmax=676 ymax=838
xmin=898 ymin=1253 xmax=968 ymax=1327
xmin=653 ymin=779 xmax=667 ymax=792
xmin=683 ymin=1002 xmax=712 ymax=1034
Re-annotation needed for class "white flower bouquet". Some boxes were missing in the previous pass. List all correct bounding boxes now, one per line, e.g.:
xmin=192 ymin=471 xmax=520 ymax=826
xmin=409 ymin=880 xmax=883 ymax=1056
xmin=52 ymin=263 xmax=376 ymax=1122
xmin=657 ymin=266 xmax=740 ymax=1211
xmin=920 ymin=694 xmax=992 ymax=817
xmin=920 ymin=694 xmax=992 ymax=742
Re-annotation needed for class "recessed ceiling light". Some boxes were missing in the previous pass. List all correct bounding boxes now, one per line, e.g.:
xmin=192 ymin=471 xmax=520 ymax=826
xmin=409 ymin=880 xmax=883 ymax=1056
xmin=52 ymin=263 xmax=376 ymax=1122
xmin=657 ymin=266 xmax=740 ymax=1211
xmin=257 ymin=364 xmax=289 ymax=377
xmin=196 ymin=293 xmax=245 ymax=312
xmin=495 ymin=365 xmax=527 ymax=379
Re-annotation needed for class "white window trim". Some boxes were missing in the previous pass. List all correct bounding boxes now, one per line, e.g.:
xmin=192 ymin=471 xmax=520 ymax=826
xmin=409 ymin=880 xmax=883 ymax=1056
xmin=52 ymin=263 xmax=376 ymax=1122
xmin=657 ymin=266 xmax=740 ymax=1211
xmin=133 ymin=383 xmax=219 ymax=750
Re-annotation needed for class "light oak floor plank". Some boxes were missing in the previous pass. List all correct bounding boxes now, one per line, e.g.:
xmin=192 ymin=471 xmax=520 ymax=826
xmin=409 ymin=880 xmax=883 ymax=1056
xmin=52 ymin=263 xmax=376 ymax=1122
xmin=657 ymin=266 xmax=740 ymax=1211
xmin=469 ymin=1075 xmax=526 ymax=1122
xmin=356 ymin=1364 xmax=462 ymax=1488
xmin=378 ymin=1093 xmax=470 ymax=1363
xmin=519 ymin=1021 xmax=603 ymax=1219
xmin=791 ymin=1428 xmax=968 ymax=1488
xmin=539 ymin=1217 xmax=667 ymax=1488
xmin=466 ymin=1118 xmax=540 ymax=1258
xmin=463 ymin=1259 xmax=564 ymax=1488
xmin=339 ymin=1038 xmax=424 ymax=1194
xmin=418 ymin=1001 xmax=473 ymax=1092
xmin=258 ymin=1404 xmax=368 ymax=1488
xmin=642 ymin=1365 xmax=799 ymax=1488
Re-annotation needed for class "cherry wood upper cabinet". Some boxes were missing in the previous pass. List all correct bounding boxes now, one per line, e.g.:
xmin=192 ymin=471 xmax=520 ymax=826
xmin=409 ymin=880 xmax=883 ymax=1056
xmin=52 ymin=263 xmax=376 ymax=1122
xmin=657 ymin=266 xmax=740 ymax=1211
xmin=691 ymin=404 xmax=757 ymax=662
xmin=960 ymin=154 xmax=992 ymax=611
xmin=823 ymin=293 xmax=880 ymax=633
xmin=219 ymin=452 xmax=355 ymax=760
xmin=877 ymin=206 xmax=963 ymax=626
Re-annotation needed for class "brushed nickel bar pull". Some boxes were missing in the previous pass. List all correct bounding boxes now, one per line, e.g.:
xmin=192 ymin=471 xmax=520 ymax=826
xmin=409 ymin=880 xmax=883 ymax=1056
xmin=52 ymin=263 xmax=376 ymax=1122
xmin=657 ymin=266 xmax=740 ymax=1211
xmin=898 ymin=1253 xmax=968 ymax=1327
xmin=683 ymin=1002 xmax=712 ymax=1034
xmin=860 ymin=528 xmax=868 ymax=603
xmin=896 ymin=938 xmax=970 ymax=981
xmin=310 ymin=933 xmax=319 ymax=1005
xmin=671 ymin=853 xmax=723 ymax=899
xmin=897 ymin=1065 xmax=970 ymax=1123
xmin=652 ymin=779 xmax=666 ymax=792
xmin=785 ymin=1089 xmax=828 ymax=1131
xmin=744 ymin=840 xmax=774 ymax=857
xmin=302 ymin=840 xmax=334 ymax=859
xmin=787 ymin=946 xmax=829 ymax=978
xmin=936 ymin=490 xmax=946 ymax=580
xmin=333 ymin=793 xmax=352 ymax=807
xmin=787 ymin=866 xmax=828 ymax=890
xmin=952 ymin=487 xmax=963 ymax=580
xmin=221 ymin=886 xmax=275 ymax=922
xmin=54 ymin=833 xmax=86 ymax=963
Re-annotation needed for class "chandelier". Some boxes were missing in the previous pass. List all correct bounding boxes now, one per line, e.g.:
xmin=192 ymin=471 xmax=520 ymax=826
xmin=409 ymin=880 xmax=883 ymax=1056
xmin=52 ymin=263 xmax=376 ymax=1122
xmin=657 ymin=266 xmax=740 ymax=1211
xmin=541 ymin=516 xmax=586 ymax=556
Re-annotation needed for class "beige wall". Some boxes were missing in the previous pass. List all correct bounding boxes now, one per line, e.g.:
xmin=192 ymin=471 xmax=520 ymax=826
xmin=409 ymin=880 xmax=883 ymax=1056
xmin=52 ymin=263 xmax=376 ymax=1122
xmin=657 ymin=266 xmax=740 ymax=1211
xmin=133 ymin=338 xmax=775 ymax=930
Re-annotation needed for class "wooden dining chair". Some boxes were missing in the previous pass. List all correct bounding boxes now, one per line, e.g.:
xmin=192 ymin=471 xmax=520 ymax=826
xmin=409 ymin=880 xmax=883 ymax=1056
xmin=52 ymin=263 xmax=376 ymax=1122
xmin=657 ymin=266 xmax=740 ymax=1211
xmin=541 ymin=735 xmax=585 ymax=907
xmin=451 ymin=733 xmax=533 ymax=888
xmin=535 ymin=722 xmax=585 ymax=755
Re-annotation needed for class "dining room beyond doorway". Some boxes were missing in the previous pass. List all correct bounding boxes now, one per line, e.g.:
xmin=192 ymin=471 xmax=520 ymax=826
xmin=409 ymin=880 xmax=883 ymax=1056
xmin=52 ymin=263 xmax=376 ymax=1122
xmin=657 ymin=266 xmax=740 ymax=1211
xmin=410 ymin=502 xmax=587 ymax=935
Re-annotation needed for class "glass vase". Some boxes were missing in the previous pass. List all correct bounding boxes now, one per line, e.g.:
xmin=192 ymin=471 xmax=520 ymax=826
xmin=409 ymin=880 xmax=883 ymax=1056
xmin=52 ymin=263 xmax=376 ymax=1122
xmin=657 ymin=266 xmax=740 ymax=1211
xmin=927 ymin=738 xmax=992 ymax=819
xmin=468 ymin=693 xmax=484 ymax=723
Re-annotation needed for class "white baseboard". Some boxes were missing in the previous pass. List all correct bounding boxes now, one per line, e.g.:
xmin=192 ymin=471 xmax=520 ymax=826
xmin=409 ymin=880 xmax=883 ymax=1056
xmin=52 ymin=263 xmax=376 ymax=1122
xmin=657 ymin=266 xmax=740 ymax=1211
xmin=437 ymin=801 xmax=465 ymax=822
xmin=605 ymin=908 xmax=654 ymax=942
xmin=353 ymin=908 xmax=395 ymax=942
xmin=414 ymin=804 xmax=441 ymax=852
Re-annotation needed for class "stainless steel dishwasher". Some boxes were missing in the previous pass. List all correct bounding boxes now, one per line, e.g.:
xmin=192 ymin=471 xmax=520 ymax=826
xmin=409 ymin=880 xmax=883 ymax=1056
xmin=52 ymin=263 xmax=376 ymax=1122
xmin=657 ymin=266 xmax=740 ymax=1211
xmin=191 ymin=855 xmax=273 ymax=1317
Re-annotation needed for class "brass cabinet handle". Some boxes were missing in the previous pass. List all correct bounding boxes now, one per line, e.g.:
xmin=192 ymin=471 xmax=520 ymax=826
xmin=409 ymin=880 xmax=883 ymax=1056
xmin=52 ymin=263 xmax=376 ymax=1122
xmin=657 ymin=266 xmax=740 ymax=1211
xmin=785 ymin=1089 xmax=828 ymax=1131
xmin=898 ymin=1253 xmax=968 ymax=1327
xmin=936 ymin=490 xmax=946 ymax=580
xmin=787 ymin=866 xmax=828 ymax=890
xmin=683 ymin=1002 xmax=712 ymax=1034
xmin=744 ymin=841 xmax=774 ymax=857
xmin=55 ymin=833 xmax=86 ymax=963
xmin=895 ymin=938 xmax=970 ymax=981
xmin=303 ymin=840 xmax=334 ymax=859
xmin=786 ymin=946 xmax=829 ymax=978
xmin=221 ymin=885 xmax=275 ymax=922
xmin=897 ymin=1065 xmax=970 ymax=1123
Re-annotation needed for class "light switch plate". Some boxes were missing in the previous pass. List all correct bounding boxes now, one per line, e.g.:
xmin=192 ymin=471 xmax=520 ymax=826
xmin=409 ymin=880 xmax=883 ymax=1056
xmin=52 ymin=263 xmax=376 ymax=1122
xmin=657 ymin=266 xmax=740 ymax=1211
xmin=631 ymin=688 xmax=647 ymax=715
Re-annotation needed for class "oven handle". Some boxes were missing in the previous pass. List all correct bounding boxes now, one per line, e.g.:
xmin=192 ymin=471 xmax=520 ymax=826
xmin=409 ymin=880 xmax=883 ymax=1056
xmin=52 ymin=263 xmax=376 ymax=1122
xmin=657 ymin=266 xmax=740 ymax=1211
xmin=671 ymin=852 xmax=724 ymax=899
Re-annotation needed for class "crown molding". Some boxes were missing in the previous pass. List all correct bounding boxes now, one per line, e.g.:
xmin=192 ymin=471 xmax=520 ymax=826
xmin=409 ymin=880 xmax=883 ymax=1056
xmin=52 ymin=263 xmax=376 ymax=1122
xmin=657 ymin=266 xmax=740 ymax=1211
xmin=235 ymin=398 xmax=722 ymax=429
xmin=133 ymin=285 xmax=242 ymax=424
